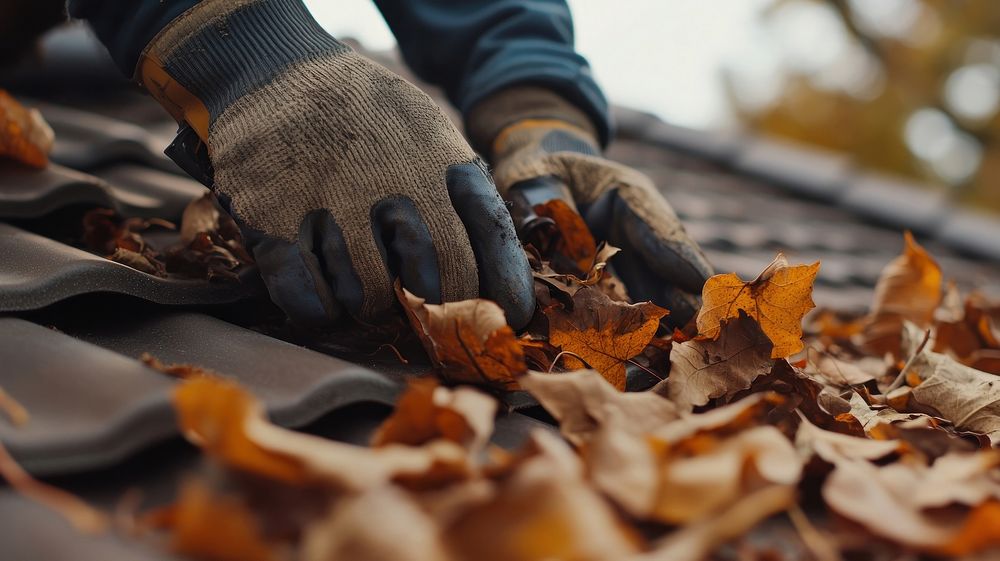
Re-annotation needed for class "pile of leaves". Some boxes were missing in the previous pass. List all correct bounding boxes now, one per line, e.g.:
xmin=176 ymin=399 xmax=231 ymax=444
xmin=0 ymin=89 xmax=53 ymax=169
xmin=82 ymin=194 xmax=252 ymax=281
xmin=5 ymin=193 xmax=1000 ymax=560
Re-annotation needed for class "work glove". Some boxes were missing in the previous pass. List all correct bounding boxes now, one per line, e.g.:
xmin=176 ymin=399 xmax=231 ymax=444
xmin=467 ymin=87 xmax=714 ymax=326
xmin=136 ymin=0 xmax=534 ymax=329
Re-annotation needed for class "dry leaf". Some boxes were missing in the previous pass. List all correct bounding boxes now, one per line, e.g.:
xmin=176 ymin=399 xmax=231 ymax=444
xmin=664 ymin=314 xmax=774 ymax=410
xmin=302 ymin=486 xmax=449 ymax=561
xmin=794 ymin=416 xmax=900 ymax=464
xmin=697 ymin=253 xmax=819 ymax=358
xmin=864 ymin=232 xmax=942 ymax=356
xmin=649 ymin=425 xmax=801 ymax=523
xmin=141 ymin=353 xmax=220 ymax=379
xmin=637 ymin=485 xmax=795 ymax=561
xmin=823 ymin=453 xmax=1000 ymax=555
xmin=533 ymin=198 xmax=598 ymax=273
xmin=0 ymin=441 xmax=107 ymax=533
xmin=518 ymin=370 xmax=679 ymax=445
xmin=165 ymin=194 xmax=251 ymax=280
xmin=165 ymin=480 xmax=278 ymax=561
xmin=398 ymin=287 xmax=525 ymax=389
xmin=370 ymin=378 xmax=496 ymax=454
xmin=908 ymin=349 xmax=1000 ymax=443
xmin=444 ymin=431 xmax=641 ymax=561
xmin=0 ymin=89 xmax=53 ymax=168
xmin=545 ymin=288 xmax=668 ymax=389
xmin=870 ymin=231 xmax=942 ymax=325
xmin=0 ymin=385 xmax=28 ymax=426
xmin=174 ymin=377 xmax=473 ymax=491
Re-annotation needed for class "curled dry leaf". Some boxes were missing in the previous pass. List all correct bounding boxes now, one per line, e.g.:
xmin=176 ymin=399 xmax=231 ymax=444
xmin=637 ymin=485 xmax=796 ymax=561
xmin=794 ymin=416 xmax=900 ymax=464
xmin=518 ymin=370 xmax=679 ymax=445
xmin=0 ymin=385 xmax=28 ymax=426
xmin=908 ymin=349 xmax=1000 ymax=444
xmin=444 ymin=431 xmax=642 ymax=561
xmin=141 ymin=353 xmax=221 ymax=379
xmin=533 ymin=198 xmax=598 ymax=273
xmin=663 ymin=313 xmax=774 ymax=410
xmin=864 ymin=232 xmax=942 ymax=357
xmin=823 ymin=453 xmax=1000 ymax=555
xmin=174 ymin=377 xmax=473 ymax=491
xmin=397 ymin=287 xmax=525 ymax=390
xmin=302 ymin=486 xmax=450 ymax=561
xmin=0 ymin=440 xmax=107 ymax=534
xmin=163 ymin=480 xmax=278 ymax=561
xmin=544 ymin=287 xmax=668 ymax=390
xmin=647 ymin=425 xmax=801 ymax=524
xmin=165 ymin=194 xmax=251 ymax=281
xmin=0 ymin=89 xmax=53 ymax=168
xmin=370 ymin=378 xmax=496 ymax=454
xmin=697 ymin=253 xmax=819 ymax=358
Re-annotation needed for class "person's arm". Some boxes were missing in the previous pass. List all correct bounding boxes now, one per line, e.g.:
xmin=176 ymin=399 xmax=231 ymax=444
xmin=372 ymin=0 xmax=610 ymax=151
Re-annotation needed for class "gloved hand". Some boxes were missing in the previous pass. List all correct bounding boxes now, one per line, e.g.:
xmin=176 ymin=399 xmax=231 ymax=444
xmin=467 ymin=87 xmax=713 ymax=326
xmin=136 ymin=0 xmax=534 ymax=328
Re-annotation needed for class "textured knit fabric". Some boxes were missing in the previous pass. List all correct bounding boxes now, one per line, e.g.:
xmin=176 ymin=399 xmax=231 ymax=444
xmin=487 ymin=106 xmax=715 ymax=321
xmin=465 ymin=85 xmax=598 ymax=158
xmin=211 ymin=53 xmax=481 ymax=318
xmin=67 ymin=0 xmax=611 ymax=143
xmin=491 ymin=122 xmax=692 ymax=251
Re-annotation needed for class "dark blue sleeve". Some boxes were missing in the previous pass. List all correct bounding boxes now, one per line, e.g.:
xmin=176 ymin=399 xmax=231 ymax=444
xmin=66 ymin=0 xmax=201 ymax=76
xmin=373 ymin=0 xmax=611 ymax=145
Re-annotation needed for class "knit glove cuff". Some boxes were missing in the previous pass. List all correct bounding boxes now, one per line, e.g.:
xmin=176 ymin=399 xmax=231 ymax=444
xmin=135 ymin=0 xmax=347 ymax=142
xmin=465 ymin=85 xmax=602 ymax=161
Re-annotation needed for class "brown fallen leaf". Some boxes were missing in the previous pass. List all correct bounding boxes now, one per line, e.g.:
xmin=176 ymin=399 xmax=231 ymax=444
xmin=808 ymin=352 xmax=879 ymax=387
xmin=518 ymin=370 xmax=679 ymax=445
xmin=164 ymin=480 xmax=278 ymax=561
xmin=444 ymin=431 xmax=642 ymax=561
xmin=908 ymin=349 xmax=1000 ymax=444
xmin=302 ymin=486 xmax=450 ymax=561
xmin=141 ymin=353 xmax=220 ymax=379
xmin=398 ymin=287 xmax=525 ymax=390
xmin=174 ymin=377 xmax=472 ymax=492
xmin=697 ymin=253 xmax=819 ymax=358
xmin=662 ymin=314 xmax=774 ymax=410
xmin=863 ymin=232 xmax=942 ymax=357
xmin=636 ymin=485 xmax=796 ymax=561
xmin=545 ymin=287 xmax=668 ymax=390
xmin=649 ymin=425 xmax=801 ymax=524
xmin=794 ymin=416 xmax=900 ymax=464
xmin=823 ymin=453 xmax=1000 ymax=555
xmin=871 ymin=232 xmax=942 ymax=323
xmin=0 ymin=385 xmax=28 ymax=426
xmin=0 ymin=89 xmax=53 ymax=168
xmin=533 ymin=198 xmax=598 ymax=273
xmin=0 ymin=441 xmax=107 ymax=534
xmin=370 ymin=378 xmax=496 ymax=454
xmin=165 ymin=194 xmax=251 ymax=281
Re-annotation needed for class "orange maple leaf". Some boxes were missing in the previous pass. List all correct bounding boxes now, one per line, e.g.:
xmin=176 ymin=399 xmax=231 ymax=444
xmin=545 ymin=288 xmax=668 ymax=390
xmin=696 ymin=253 xmax=819 ymax=358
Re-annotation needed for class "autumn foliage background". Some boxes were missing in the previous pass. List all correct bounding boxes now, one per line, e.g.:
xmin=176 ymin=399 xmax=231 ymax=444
xmin=733 ymin=0 xmax=1000 ymax=212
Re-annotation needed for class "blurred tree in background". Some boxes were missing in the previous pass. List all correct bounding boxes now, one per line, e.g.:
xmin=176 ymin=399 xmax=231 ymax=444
xmin=727 ymin=0 xmax=1000 ymax=211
